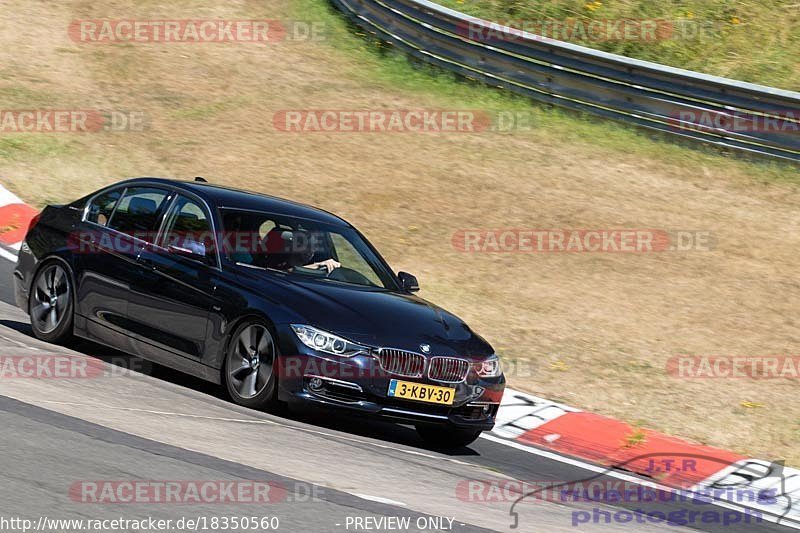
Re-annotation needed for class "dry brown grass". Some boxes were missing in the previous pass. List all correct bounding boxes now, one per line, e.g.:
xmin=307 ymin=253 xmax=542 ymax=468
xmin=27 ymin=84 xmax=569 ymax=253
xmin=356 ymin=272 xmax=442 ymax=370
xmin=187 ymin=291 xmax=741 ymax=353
xmin=0 ymin=0 xmax=798 ymax=463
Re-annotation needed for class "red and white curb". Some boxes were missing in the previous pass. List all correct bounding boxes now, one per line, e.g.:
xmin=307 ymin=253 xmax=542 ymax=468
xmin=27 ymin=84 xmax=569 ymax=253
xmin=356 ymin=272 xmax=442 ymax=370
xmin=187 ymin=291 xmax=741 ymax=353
xmin=489 ymin=389 xmax=799 ymax=528
xmin=0 ymin=183 xmax=797 ymax=527
xmin=0 ymin=183 xmax=38 ymax=261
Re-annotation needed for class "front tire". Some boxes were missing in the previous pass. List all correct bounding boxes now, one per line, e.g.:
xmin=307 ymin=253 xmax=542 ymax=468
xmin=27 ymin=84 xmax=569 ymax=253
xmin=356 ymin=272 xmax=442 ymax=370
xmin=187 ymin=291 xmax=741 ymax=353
xmin=224 ymin=320 xmax=281 ymax=411
xmin=415 ymin=424 xmax=483 ymax=449
xmin=29 ymin=261 xmax=74 ymax=344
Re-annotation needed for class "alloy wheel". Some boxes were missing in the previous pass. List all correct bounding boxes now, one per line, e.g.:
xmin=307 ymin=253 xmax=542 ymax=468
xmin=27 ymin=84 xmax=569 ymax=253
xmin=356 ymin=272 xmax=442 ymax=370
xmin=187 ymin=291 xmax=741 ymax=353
xmin=228 ymin=324 xmax=275 ymax=399
xmin=31 ymin=264 xmax=70 ymax=334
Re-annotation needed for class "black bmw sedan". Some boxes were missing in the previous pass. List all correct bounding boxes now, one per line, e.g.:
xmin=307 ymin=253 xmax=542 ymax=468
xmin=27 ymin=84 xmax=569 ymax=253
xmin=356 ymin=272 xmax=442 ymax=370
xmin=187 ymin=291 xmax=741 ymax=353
xmin=14 ymin=178 xmax=505 ymax=447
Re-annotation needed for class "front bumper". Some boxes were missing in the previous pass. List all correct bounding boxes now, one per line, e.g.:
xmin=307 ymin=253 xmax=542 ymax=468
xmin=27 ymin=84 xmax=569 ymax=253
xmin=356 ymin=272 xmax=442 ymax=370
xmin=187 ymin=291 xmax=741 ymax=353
xmin=276 ymin=350 xmax=505 ymax=430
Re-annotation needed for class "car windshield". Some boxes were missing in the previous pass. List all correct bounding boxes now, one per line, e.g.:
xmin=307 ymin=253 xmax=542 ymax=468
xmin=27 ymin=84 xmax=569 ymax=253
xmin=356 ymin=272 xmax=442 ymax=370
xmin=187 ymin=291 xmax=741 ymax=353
xmin=220 ymin=208 xmax=397 ymax=290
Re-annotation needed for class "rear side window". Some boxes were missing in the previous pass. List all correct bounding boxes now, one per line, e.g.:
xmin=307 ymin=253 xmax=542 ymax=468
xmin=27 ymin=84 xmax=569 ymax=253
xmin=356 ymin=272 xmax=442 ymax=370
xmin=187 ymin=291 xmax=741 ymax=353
xmin=107 ymin=187 xmax=170 ymax=240
xmin=86 ymin=189 xmax=122 ymax=226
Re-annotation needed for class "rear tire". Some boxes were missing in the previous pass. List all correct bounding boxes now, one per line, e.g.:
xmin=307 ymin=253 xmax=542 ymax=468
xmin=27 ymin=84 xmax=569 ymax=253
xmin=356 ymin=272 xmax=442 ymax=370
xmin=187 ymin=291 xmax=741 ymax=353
xmin=415 ymin=424 xmax=483 ymax=449
xmin=224 ymin=319 xmax=282 ymax=411
xmin=29 ymin=261 xmax=74 ymax=344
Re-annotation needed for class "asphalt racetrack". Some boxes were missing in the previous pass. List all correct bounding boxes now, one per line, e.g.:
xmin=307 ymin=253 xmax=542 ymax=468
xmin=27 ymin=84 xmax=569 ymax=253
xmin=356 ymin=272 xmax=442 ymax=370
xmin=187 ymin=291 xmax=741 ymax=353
xmin=0 ymin=254 xmax=790 ymax=532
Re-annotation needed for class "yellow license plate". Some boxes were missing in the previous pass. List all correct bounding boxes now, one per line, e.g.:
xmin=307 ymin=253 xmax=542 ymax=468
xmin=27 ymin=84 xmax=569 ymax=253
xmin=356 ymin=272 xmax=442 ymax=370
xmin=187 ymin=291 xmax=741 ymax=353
xmin=387 ymin=379 xmax=455 ymax=405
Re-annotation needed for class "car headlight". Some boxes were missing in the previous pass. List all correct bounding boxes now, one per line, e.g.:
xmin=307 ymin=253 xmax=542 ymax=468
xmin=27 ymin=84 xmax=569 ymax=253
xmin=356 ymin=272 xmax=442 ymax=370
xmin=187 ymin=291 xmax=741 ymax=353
xmin=473 ymin=354 xmax=503 ymax=378
xmin=290 ymin=325 xmax=369 ymax=357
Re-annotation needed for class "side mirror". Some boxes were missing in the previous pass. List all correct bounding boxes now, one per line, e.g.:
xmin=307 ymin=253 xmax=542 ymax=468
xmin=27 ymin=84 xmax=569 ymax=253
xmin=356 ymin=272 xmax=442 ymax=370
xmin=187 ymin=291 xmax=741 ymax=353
xmin=398 ymin=271 xmax=419 ymax=292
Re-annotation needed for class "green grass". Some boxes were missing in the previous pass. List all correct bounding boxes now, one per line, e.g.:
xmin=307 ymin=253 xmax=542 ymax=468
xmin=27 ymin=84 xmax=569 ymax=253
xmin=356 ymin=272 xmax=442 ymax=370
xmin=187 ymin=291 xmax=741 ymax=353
xmin=293 ymin=0 xmax=798 ymax=183
xmin=0 ymin=136 xmax=76 ymax=160
xmin=436 ymin=0 xmax=799 ymax=90
xmin=0 ymin=86 xmax=60 ymax=107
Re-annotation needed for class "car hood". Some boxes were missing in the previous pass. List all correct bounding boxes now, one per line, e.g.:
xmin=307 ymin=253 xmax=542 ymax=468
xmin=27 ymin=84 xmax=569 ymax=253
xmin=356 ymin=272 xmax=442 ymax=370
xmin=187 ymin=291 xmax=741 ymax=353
xmin=244 ymin=272 xmax=493 ymax=356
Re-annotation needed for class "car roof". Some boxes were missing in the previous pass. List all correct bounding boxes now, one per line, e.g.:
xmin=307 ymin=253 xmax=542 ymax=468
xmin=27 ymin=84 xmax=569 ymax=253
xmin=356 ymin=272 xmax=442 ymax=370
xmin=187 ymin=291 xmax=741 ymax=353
xmin=116 ymin=177 xmax=350 ymax=227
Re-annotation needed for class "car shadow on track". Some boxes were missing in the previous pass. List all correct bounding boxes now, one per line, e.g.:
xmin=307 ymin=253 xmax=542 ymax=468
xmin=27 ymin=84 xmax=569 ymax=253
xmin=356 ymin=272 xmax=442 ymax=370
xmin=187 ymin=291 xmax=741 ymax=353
xmin=0 ymin=319 xmax=480 ymax=457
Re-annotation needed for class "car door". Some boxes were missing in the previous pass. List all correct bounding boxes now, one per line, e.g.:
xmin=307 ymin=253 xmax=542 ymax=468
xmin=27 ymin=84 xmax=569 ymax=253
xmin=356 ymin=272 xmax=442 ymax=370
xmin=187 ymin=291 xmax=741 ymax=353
xmin=126 ymin=193 xmax=219 ymax=365
xmin=74 ymin=185 xmax=171 ymax=347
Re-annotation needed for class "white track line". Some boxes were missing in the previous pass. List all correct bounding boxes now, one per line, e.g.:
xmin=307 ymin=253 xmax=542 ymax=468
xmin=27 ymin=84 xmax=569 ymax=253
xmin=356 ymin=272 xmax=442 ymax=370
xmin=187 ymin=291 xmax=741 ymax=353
xmin=349 ymin=493 xmax=407 ymax=506
xmin=0 ymin=184 xmax=22 ymax=206
xmin=0 ymin=247 xmax=17 ymax=262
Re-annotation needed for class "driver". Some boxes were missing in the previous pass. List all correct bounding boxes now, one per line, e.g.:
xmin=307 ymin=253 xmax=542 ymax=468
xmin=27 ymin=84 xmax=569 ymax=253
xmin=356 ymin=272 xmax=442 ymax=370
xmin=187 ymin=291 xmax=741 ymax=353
xmin=303 ymin=257 xmax=341 ymax=273
xmin=266 ymin=228 xmax=341 ymax=273
xmin=292 ymin=230 xmax=340 ymax=273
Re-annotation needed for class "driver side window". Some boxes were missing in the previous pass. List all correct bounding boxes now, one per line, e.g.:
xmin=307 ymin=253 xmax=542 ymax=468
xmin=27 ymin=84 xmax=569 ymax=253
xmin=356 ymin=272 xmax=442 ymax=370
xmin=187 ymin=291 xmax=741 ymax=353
xmin=160 ymin=195 xmax=216 ymax=266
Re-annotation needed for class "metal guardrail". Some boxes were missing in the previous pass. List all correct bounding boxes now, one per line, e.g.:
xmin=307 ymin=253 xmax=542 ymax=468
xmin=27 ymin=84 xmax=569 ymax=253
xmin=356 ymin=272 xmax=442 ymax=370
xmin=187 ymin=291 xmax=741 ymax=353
xmin=331 ymin=0 xmax=800 ymax=162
